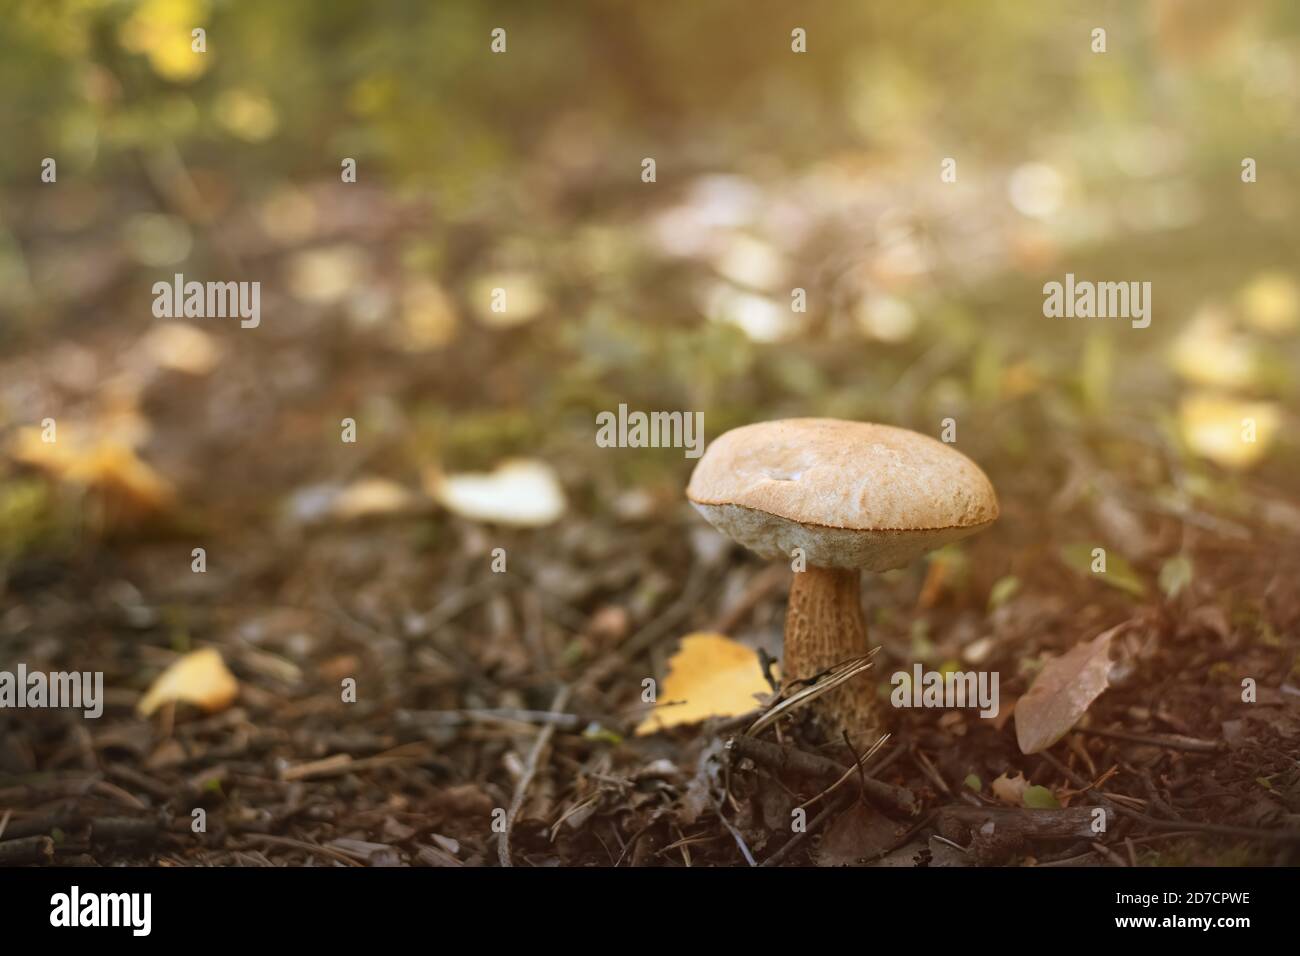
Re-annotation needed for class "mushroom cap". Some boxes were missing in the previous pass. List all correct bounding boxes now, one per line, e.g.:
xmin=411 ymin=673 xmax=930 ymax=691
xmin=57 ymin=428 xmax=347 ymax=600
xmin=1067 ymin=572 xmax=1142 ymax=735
xmin=686 ymin=418 xmax=998 ymax=570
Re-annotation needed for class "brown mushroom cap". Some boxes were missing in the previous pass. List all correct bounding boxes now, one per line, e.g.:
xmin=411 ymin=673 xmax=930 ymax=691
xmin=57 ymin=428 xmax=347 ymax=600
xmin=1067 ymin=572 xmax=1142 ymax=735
xmin=687 ymin=418 xmax=998 ymax=570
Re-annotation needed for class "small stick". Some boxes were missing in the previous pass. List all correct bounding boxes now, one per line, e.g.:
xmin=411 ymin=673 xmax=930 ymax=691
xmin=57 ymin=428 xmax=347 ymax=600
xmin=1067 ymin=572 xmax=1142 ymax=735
xmin=910 ymin=746 xmax=952 ymax=797
xmin=0 ymin=836 xmax=54 ymax=865
xmin=499 ymin=685 xmax=571 ymax=868
xmin=239 ymin=834 xmax=363 ymax=867
xmin=710 ymin=794 xmax=757 ymax=867
xmin=798 ymin=734 xmax=892 ymax=813
xmin=760 ymin=794 xmax=849 ymax=867
xmin=939 ymin=806 xmax=1115 ymax=839
xmin=90 ymin=817 xmax=159 ymax=845
xmin=1073 ymin=726 xmax=1226 ymax=754
xmin=1092 ymin=841 xmax=1128 ymax=867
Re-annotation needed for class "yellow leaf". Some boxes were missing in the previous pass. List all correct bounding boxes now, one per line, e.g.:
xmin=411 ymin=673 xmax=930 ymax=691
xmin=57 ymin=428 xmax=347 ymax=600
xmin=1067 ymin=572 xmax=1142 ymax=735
xmin=137 ymin=648 xmax=239 ymax=717
xmin=1239 ymin=271 xmax=1299 ymax=335
xmin=330 ymin=478 xmax=422 ymax=521
xmin=635 ymin=632 xmax=773 ymax=736
xmin=1179 ymin=392 xmax=1280 ymax=470
xmin=1169 ymin=309 xmax=1259 ymax=389
xmin=991 ymin=771 xmax=1030 ymax=806
xmin=9 ymin=418 xmax=175 ymax=520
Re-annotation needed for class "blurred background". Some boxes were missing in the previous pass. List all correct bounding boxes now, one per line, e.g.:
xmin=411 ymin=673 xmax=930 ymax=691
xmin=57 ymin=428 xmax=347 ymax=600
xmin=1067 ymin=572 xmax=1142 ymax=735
xmin=0 ymin=0 xmax=1297 ymax=866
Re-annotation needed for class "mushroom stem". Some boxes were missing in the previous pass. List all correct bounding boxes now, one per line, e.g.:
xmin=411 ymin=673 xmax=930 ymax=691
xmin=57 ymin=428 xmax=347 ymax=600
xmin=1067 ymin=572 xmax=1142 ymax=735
xmin=784 ymin=564 xmax=883 ymax=741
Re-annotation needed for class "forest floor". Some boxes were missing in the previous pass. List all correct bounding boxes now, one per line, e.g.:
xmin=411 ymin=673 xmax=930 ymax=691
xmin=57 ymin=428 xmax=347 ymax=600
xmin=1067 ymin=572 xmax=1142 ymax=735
xmin=1 ymin=175 xmax=1298 ymax=868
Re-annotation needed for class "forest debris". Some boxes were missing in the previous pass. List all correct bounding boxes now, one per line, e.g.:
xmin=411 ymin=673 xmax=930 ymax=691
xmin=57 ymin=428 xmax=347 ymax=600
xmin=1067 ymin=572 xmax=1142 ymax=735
xmin=498 ymin=686 xmax=570 ymax=867
xmin=1016 ymin=623 xmax=1123 ymax=754
xmin=728 ymin=735 xmax=917 ymax=816
xmin=636 ymin=633 xmax=772 ymax=735
xmin=136 ymin=648 xmax=240 ymax=717
xmin=426 ymin=459 xmax=566 ymax=527
xmin=939 ymin=805 xmax=1115 ymax=840
xmin=90 ymin=817 xmax=159 ymax=846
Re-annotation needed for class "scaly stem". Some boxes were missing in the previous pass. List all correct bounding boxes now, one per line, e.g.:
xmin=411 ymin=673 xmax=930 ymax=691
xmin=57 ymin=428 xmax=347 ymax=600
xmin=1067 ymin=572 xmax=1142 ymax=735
xmin=784 ymin=565 xmax=883 ymax=742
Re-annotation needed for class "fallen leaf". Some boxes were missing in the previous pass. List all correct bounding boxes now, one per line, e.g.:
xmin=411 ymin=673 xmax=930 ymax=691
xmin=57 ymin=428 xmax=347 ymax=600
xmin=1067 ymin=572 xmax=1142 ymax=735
xmin=10 ymin=418 xmax=175 ymax=522
xmin=1158 ymin=554 xmax=1194 ymax=599
xmin=991 ymin=771 xmax=1030 ymax=806
xmin=1059 ymin=543 xmax=1147 ymax=598
xmin=1015 ymin=624 xmax=1123 ymax=754
xmin=141 ymin=323 xmax=221 ymax=375
xmin=815 ymin=802 xmax=902 ymax=866
xmin=470 ymin=271 xmax=547 ymax=328
xmin=426 ymin=459 xmax=565 ymax=527
xmin=1179 ymin=392 xmax=1280 ymax=470
xmin=635 ymin=632 xmax=772 ymax=735
xmin=1239 ymin=271 xmax=1299 ymax=335
xmin=987 ymin=575 xmax=1021 ymax=610
xmin=399 ymin=278 xmax=458 ymax=350
xmin=1168 ymin=309 xmax=1259 ymax=389
xmin=1023 ymin=785 xmax=1060 ymax=809
xmin=330 ymin=478 xmax=424 ymax=521
xmin=137 ymin=648 xmax=239 ymax=717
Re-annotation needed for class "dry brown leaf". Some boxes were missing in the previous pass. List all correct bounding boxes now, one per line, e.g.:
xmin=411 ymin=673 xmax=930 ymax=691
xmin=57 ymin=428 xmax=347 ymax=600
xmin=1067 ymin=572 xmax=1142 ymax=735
xmin=137 ymin=648 xmax=239 ymax=717
xmin=815 ymin=802 xmax=902 ymax=866
xmin=1015 ymin=624 xmax=1122 ymax=754
xmin=635 ymin=632 xmax=771 ymax=735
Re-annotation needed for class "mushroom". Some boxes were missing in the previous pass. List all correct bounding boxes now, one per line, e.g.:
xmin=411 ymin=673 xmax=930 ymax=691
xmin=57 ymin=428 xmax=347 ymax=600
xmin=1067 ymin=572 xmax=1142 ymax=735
xmin=686 ymin=418 xmax=998 ymax=739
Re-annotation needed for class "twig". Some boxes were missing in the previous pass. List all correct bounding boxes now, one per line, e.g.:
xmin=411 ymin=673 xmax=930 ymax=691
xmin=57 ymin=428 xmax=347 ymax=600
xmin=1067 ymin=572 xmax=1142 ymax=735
xmin=798 ymin=734 xmax=892 ymax=813
xmin=940 ymin=805 xmax=1115 ymax=839
xmin=910 ymin=746 xmax=952 ymax=797
xmin=499 ymin=685 xmax=571 ymax=868
xmin=710 ymin=793 xmax=757 ymax=867
xmin=239 ymin=834 xmax=363 ymax=867
xmin=1041 ymin=749 xmax=1300 ymax=843
xmin=728 ymin=735 xmax=917 ymax=816
xmin=1072 ymin=726 xmax=1226 ymax=754
xmin=397 ymin=708 xmax=583 ymax=730
xmin=1092 ymin=840 xmax=1128 ymax=867
xmin=760 ymin=794 xmax=849 ymax=867
xmin=746 ymin=652 xmax=878 ymax=737
xmin=0 ymin=836 xmax=54 ymax=865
